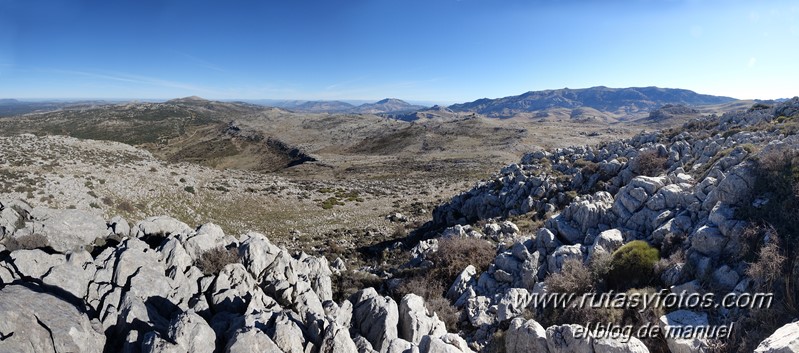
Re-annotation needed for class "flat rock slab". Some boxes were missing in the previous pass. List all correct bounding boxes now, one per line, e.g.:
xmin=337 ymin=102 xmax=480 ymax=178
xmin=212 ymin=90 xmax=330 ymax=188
xmin=17 ymin=207 xmax=108 ymax=253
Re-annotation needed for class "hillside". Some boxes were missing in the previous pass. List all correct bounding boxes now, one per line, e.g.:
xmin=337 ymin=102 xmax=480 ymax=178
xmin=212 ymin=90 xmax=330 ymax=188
xmin=449 ymin=86 xmax=737 ymax=119
xmin=1 ymin=98 xmax=798 ymax=353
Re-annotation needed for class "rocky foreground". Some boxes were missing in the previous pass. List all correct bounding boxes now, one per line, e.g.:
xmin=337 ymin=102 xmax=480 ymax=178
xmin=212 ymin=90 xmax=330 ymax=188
xmin=2 ymin=99 xmax=799 ymax=353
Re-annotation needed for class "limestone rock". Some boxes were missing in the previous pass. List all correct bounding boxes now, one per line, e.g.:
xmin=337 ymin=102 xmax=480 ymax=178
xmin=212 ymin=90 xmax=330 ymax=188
xmin=399 ymin=294 xmax=447 ymax=344
xmin=351 ymin=288 xmax=400 ymax=352
xmin=319 ymin=322 xmax=359 ymax=353
xmin=134 ymin=215 xmax=192 ymax=238
xmin=658 ymin=310 xmax=708 ymax=353
xmin=755 ymin=321 xmax=799 ymax=353
xmin=0 ymin=284 xmax=105 ymax=353
xmin=419 ymin=333 xmax=475 ymax=353
xmin=16 ymin=207 xmax=108 ymax=253
xmin=505 ymin=318 xmax=548 ymax=353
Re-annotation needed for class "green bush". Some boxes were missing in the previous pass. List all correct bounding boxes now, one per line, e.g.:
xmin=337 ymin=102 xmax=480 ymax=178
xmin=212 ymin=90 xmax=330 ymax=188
xmin=606 ymin=240 xmax=660 ymax=290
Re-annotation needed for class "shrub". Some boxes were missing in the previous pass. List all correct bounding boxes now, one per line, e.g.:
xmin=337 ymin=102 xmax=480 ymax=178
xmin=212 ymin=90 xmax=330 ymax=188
xmin=606 ymin=240 xmax=660 ymax=290
xmin=745 ymin=231 xmax=785 ymax=291
xmin=427 ymin=237 xmax=496 ymax=285
xmin=738 ymin=149 xmax=799 ymax=256
xmin=631 ymin=150 xmax=667 ymax=177
xmin=333 ymin=270 xmax=383 ymax=303
xmin=4 ymin=233 xmax=50 ymax=251
xmin=424 ymin=296 xmax=459 ymax=331
xmin=196 ymin=246 xmax=240 ymax=275
xmin=392 ymin=224 xmax=408 ymax=238
xmin=545 ymin=259 xmax=594 ymax=294
xmin=116 ymin=200 xmax=136 ymax=213
xmin=183 ymin=186 xmax=195 ymax=194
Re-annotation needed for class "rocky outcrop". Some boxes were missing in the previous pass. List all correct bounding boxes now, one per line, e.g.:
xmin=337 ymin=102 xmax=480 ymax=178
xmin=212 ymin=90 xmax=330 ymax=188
xmin=400 ymin=294 xmax=447 ymax=344
xmin=755 ymin=321 xmax=799 ymax=353
xmin=0 ymin=284 xmax=105 ymax=353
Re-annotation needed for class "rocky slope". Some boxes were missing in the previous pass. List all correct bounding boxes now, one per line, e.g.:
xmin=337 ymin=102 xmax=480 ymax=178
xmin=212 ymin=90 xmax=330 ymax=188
xmin=2 ymin=98 xmax=799 ymax=352
xmin=412 ymin=97 xmax=799 ymax=352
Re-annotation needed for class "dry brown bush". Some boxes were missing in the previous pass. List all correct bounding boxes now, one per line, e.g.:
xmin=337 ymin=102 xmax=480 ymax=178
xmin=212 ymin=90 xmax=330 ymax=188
xmin=196 ymin=246 xmax=240 ymax=275
xmin=632 ymin=150 xmax=667 ymax=177
xmin=3 ymin=233 xmax=49 ymax=251
xmin=427 ymin=237 xmax=496 ymax=285
xmin=544 ymin=259 xmax=594 ymax=294
xmin=745 ymin=236 xmax=785 ymax=291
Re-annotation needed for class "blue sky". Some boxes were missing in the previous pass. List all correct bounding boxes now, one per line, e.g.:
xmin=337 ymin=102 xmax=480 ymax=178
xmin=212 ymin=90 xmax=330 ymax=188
xmin=0 ymin=0 xmax=797 ymax=103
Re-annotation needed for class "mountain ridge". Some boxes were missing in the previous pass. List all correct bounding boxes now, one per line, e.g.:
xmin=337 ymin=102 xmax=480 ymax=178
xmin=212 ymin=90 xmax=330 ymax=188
xmin=448 ymin=86 xmax=737 ymax=119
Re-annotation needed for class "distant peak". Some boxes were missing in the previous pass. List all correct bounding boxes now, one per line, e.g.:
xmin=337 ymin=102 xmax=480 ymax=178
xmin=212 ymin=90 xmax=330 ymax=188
xmin=167 ymin=96 xmax=209 ymax=104
xmin=375 ymin=98 xmax=405 ymax=104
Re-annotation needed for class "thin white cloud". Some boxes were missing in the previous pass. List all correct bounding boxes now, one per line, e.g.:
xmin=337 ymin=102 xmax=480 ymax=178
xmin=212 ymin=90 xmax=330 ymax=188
xmin=748 ymin=57 xmax=757 ymax=68
xmin=171 ymin=50 xmax=228 ymax=73
xmin=49 ymin=69 xmax=215 ymax=93
xmin=325 ymin=76 xmax=368 ymax=90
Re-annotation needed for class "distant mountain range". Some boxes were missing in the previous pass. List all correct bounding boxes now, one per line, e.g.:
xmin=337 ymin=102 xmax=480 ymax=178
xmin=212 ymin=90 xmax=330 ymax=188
xmin=242 ymin=87 xmax=742 ymax=120
xmin=448 ymin=86 xmax=738 ymax=119
xmin=3 ymin=86 xmax=784 ymax=120
xmin=251 ymin=98 xmax=426 ymax=114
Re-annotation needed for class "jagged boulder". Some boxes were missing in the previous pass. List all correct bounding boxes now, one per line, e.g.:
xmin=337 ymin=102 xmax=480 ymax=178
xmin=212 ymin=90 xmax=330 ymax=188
xmin=658 ymin=310 xmax=708 ymax=353
xmin=351 ymin=288 xmax=400 ymax=352
xmin=0 ymin=284 xmax=105 ymax=353
xmin=505 ymin=318 xmax=548 ymax=353
xmin=399 ymin=294 xmax=447 ymax=344
xmin=546 ymin=324 xmax=593 ymax=353
xmin=754 ymin=321 xmax=799 ymax=353
xmin=319 ymin=322 xmax=359 ymax=353
xmin=419 ymin=333 xmax=475 ymax=353
xmin=225 ymin=327 xmax=284 ymax=353
xmin=141 ymin=311 xmax=216 ymax=353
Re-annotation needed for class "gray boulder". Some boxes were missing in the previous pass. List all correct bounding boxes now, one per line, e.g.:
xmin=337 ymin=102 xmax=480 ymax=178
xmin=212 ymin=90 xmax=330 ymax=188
xmin=16 ymin=207 xmax=108 ymax=253
xmin=589 ymin=229 xmax=623 ymax=260
xmin=142 ymin=311 xmax=216 ymax=353
xmin=108 ymin=215 xmax=131 ymax=237
xmin=446 ymin=265 xmax=476 ymax=301
xmin=658 ymin=310 xmax=708 ymax=353
xmin=399 ymin=294 xmax=447 ymax=344
xmin=505 ymin=318 xmax=548 ymax=353
xmin=755 ymin=321 xmax=799 ymax=353
xmin=319 ymin=322 xmax=359 ymax=353
xmin=0 ymin=284 xmax=105 ymax=353
xmin=547 ymin=245 xmax=584 ymax=274
xmin=418 ymin=333 xmax=475 ymax=353
xmin=134 ymin=215 xmax=192 ymax=238
xmin=546 ymin=324 xmax=593 ymax=353
xmin=225 ymin=327 xmax=284 ymax=353
xmin=351 ymin=288 xmax=400 ymax=352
